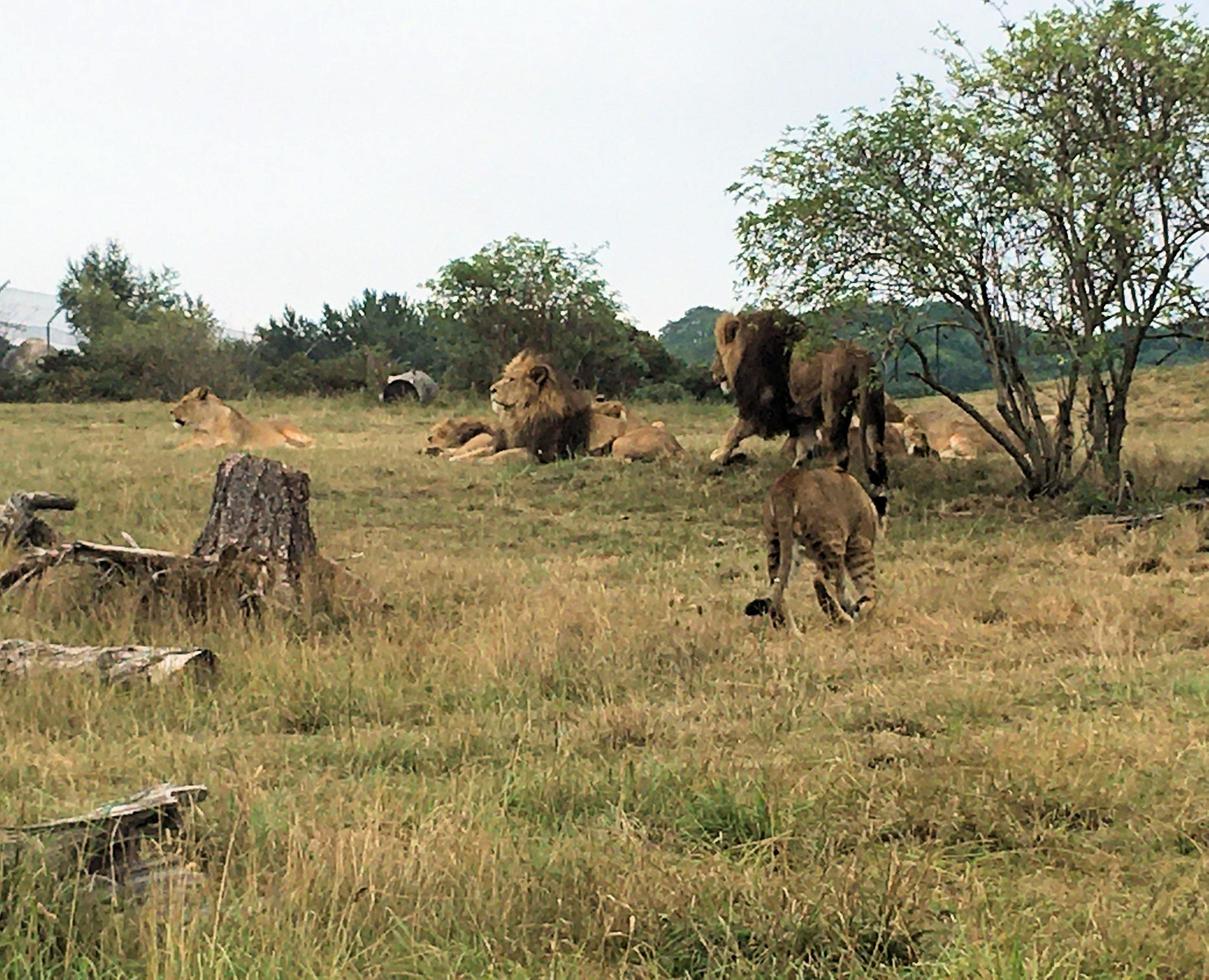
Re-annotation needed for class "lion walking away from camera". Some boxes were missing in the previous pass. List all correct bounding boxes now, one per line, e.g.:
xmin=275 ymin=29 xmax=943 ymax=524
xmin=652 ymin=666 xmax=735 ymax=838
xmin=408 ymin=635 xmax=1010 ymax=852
xmin=746 ymin=467 xmax=882 ymax=628
xmin=170 ymin=387 xmax=314 ymax=450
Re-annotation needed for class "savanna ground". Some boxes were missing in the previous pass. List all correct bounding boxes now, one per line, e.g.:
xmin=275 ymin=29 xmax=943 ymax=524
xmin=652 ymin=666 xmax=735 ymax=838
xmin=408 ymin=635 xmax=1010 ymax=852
xmin=2 ymin=364 xmax=1209 ymax=978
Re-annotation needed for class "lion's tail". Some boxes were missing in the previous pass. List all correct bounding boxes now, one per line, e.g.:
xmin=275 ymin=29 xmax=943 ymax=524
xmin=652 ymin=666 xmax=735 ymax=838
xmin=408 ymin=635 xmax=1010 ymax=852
xmin=858 ymin=367 xmax=887 ymax=492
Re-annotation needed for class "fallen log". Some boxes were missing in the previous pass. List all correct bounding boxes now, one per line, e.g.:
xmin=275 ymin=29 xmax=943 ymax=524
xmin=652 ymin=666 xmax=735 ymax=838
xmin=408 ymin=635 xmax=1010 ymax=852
xmin=0 ymin=492 xmax=76 ymax=549
xmin=0 ymin=539 xmax=205 ymax=594
xmin=1104 ymin=496 xmax=1209 ymax=530
xmin=1 ymin=783 xmax=207 ymax=899
xmin=0 ymin=639 xmax=216 ymax=686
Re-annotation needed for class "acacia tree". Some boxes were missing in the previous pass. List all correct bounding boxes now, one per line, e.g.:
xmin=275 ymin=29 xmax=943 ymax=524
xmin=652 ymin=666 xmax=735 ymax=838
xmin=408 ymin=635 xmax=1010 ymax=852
xmin=732 ymin=1 xmax=1209 ymax=495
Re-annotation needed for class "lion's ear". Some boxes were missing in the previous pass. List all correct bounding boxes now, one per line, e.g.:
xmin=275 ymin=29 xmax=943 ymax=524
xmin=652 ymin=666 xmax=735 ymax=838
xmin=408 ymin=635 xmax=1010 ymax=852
xmin=528 ymin=364 xmax=550 ymax=387
xmin=198 ymin=386 xmax=210 ymax=400
xmin=722 ymin=318 xmax=739 ymax=345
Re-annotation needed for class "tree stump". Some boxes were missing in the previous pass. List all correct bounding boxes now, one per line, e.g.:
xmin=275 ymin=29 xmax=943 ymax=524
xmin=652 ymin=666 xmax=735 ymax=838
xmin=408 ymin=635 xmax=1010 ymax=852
xmin=192 ymin=454 xmax=318 ymax=601
xmin=0 ymin=455 xmax=343 ymax=616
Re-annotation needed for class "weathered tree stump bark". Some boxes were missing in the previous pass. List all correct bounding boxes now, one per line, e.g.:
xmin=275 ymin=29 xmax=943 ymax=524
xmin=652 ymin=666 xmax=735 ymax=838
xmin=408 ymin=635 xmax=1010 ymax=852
xmin=0 ymin=639 xmax=216 ymax=686
xmin=193 ymin=454 xmax=318 ymax=600
xmin=0 ymin=492 xmax=76 ymax=549
xmin=1 ymin=783 xmax=207 ymax=900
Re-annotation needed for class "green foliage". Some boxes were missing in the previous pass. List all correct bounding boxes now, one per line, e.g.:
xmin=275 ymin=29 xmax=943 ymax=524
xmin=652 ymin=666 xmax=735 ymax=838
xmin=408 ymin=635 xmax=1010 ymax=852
xmin=427 ymin=236 xmax=652 ymax=394
xmin=11 ymin=239 xmax=710 ymax=404
xmin=733 ymin=1 xmax=1209 ymax=493
xmin=659 ymin=306 xmax=724 ymax=366
xmin=254 ymin=291 xmax=442 ymax=393
xmin=632 ymin=381 xmax=690 ymax=403
xmin=47 ymin=240 xmax=237 ymax=400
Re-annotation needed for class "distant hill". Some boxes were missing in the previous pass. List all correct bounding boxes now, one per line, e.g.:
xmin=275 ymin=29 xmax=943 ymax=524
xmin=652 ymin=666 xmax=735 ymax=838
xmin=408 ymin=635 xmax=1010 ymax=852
xmin=658 ymin=306 xmax=724 ymax=366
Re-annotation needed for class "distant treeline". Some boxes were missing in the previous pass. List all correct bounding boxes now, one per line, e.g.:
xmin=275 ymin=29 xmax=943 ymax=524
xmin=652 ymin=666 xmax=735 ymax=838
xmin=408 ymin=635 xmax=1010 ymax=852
xmin=0 ymin=240 xmax=720 ymax=404
xmin=2 ymin=241 xmax=1205 ymax=404
xmin=658 ymin=303 xmax=1209 ymax=398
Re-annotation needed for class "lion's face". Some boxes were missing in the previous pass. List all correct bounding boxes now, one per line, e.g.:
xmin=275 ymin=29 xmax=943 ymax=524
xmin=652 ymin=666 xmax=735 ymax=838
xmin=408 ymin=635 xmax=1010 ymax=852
xmin=489 ymin=354 xmax=554 ymax=417
xmin=170 ymin=387 xmax=224 ymax=429
xmin=712 ymin=313 xmax=746 ymax=395
xmin=899 ymin=414 xmax=933 ymax=457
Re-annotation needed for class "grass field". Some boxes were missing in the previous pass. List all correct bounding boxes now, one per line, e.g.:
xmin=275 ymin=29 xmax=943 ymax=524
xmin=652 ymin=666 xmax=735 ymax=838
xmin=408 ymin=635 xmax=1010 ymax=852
xmin=2 ymin=364 xmax=1209 ymax=978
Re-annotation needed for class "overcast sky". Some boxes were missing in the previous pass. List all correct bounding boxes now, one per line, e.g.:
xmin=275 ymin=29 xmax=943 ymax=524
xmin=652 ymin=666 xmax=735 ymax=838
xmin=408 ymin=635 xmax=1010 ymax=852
xmin=4 ymin=0 xmax=1201 ymax=336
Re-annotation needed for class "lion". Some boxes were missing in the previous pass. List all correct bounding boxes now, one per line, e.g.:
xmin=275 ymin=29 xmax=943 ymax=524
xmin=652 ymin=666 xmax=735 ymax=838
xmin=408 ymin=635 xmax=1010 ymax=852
xmin=900 ymin=411 xmax=1059 ymax=460
xmin=745 ymin=466 xmax=882 ymax=629
xmin=441 ymin=350 xmax=683 ymax=464
xmin=710 ymin=312 xmax=888 ymax=491
xmin=611 ymin=421 xmax=684 ymax=462
xmin=424 ymin=416 xmax=498 ymax=456
xmin=446 ymin=350 xmax=594 ymax=464
xmin=170 ymin=387 xmax=314 ymax=450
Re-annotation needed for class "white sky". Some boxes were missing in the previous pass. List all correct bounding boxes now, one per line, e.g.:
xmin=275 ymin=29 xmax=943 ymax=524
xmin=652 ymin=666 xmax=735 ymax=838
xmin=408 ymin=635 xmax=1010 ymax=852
xmin=4 ymin=0 xmax=1203 ymax=337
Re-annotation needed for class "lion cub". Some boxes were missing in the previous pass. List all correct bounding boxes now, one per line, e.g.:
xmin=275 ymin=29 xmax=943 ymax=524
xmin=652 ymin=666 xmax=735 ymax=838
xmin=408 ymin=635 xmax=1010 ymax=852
xmin=746 ymin=467 xmax=883 ymax=628
xmin=170 ymin=387 xmax=314 ymax=450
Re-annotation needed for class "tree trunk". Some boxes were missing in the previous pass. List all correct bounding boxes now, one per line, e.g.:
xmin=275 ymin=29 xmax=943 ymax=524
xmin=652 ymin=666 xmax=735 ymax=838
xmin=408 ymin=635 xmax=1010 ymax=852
xmin=193 ymin=454 xmax=317 ymax=600
xmin=0 ymin=639 xmax=216 ymax=686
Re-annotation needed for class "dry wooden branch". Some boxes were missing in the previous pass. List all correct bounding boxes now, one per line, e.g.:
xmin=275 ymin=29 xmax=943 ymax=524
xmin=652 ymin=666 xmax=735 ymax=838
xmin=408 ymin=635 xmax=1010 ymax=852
xmin=0 ymin=539 xmax=205 ymax=594
xmin=1104 ymin=496 xmax=1209 ymax=530
xmin=0 ymin=492 xmax=76 ymax=549
xmin=0 ymin=639 xmax=216 ymax=686
xmin=1 ymin=783 xmax=207 ymax=899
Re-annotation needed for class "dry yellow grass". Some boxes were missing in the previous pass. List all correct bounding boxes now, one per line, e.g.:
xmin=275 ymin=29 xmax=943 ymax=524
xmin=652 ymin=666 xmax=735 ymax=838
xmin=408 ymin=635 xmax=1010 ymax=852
xmin=1 ymin=367 xmax=1208 ymax=977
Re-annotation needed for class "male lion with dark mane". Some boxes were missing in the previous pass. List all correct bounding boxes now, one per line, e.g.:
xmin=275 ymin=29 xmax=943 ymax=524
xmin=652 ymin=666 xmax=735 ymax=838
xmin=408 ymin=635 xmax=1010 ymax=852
xmin=446 ymin=350 xmax=680 ymax=464
xmin=710 ymin=311 xmax=888 ymax=491
xmin=170 ymin=387 xmax=314 ymax=450
xmin=446 ymin=350 xmax=594 ymax=464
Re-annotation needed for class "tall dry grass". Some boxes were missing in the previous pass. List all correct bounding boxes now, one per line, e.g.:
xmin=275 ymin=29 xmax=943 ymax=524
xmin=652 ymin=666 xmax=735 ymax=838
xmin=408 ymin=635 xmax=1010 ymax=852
xmin=1 ymin=370 xmax=1208 ymax=977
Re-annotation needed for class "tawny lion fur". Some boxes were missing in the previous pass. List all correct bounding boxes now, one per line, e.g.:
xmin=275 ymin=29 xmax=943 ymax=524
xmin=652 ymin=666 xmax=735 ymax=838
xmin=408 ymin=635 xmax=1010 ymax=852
xmin=899 ymin=410 xmax=1059 ymax=460
xmin=170 ymin=387 xmax=314 ymax=450
xmin=444 ymin=350 xmax=682 ymax=464
xmin=709 ymin=311 xmax=888 ymax=489
xmin=445 ymin=350 xmax=595 ymax=465
xmin=611 ymin=421 xmax=684 ymax=461
xmin=425 ymin=416 xmax=498 ymax=457
xmin=746 ymin=467 xmax=881 ymax=629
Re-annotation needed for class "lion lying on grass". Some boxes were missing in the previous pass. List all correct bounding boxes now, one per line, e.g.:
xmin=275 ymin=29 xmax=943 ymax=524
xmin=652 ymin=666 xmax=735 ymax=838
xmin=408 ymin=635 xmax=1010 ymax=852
xmin=170 ymin=387 xmax=314 ymax=450
xmin=899 ymin=410 xmax=1058 ymax=460
xmin=441 ymin=350 xmax=681 ymax=464
xmin=424 ymin=416 xmax=498 ymax=457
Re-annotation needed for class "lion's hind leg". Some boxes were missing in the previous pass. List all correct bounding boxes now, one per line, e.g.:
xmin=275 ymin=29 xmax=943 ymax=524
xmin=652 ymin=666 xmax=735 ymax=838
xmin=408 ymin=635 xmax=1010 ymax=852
xmin=747 ymin=506 xmax=798 ymax=632
xmin=809 ymin=536 xmax=853 ymax=625
xmin=277 ymin=423 xmax=315 ymax=448
xmin=843 ymin=533 xmax=877 ymax=620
